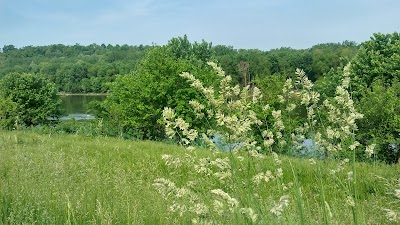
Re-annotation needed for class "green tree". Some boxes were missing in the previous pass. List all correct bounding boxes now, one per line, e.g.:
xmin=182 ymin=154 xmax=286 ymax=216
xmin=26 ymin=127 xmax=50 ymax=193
xmin=102 ymin=37 xmax=217 ymax=139
xmin=254 ymin=73 xmax=286 ymax=107
xmin=2 ymin=45 xmax=16 ymax=53
xmin=356 ymin=79 xmax=400 ymax=163
xmin=0 ymin=72 xmax=61 ymax=127
xmin=350 ymin=32 xmax=400 ymax=98
xmin=310 ymin=42 xmax=358 ymax=80
xmin=0 ymin=44 xmax=150 ymax=93
xmin=314 ymin=67 xmax=343 ymax=100
xmin=350 ymin=32 xmax=400 ymax=163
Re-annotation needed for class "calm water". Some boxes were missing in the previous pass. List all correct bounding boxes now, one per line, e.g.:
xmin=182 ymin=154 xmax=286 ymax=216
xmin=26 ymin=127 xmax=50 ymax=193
xmin=59 ymin=95 xmax=107 ymax=120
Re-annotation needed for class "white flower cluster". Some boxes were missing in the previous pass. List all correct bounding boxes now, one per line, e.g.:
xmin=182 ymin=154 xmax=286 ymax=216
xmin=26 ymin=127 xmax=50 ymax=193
xmin=295 ymin=68 xmax=313 ymax=90
xmin=240 ymin=207 xmax=258 ymax=223
xmin=365 ymin=144 xmax=376 ymax=158
xmin=383 ymin=208 xmax=398 ymax=222
xmin=276 ymin=68 xmax=321 ymax=152
xmin=272 ymin=110 xmax=285 ymax=131
xmin=157 ymin=62 xmax=293 ymax=223
xmin=330 ymin=158 xmax=349 ymax=175
xmin=382 ymin=179 xmax=400 ymax=223
xmin=193 ymin=156 xmax=233 ymax=182
xmin=346 ymin=195 xmax=355 ymax=208
xmin=395 ymin=188 xmax=400 ymax=200
xmin=279 ymin=64 xmax=369 ymax=157
xmin=314 ymin=64 xmax=364 ymax=155
xmin=207 ymin=62 xmax=225 ymax=77
xmin=161 ymin=154 xmax=182 ymax=168
xmin=252 ymin=170 xmax=274 ymax=185
xmin=211 ymin=189 xmax=239 ymax=214
xmin=262 ymin=130 xmax=275 ymax=148
xmin=180 ymin=62 xmax=265 ymax=152
xmin=153 ymin=178 xmax=209 ymax=217
xmin=189 ymin=100 xmax=205 ymax=118
xmin=163 ymin=107 xmax=198 ymax=145
xmin=252 ymin=153 xmax=283 ymax=185
xmin=270 ymin=195 xmax=290 ymax=217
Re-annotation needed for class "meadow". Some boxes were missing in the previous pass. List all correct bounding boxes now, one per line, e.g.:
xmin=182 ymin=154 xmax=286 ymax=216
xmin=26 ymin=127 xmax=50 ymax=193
xmin=0 ymin=130 xmax=398 ymax=224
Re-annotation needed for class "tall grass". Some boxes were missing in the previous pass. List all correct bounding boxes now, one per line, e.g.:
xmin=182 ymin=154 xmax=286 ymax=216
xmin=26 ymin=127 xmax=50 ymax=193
xmin=156 ymin=63 xmax=400 ymax=224
xmin=0 ymin=130 xmax=398 ymax=224
xmin=0 ymin=130 xmax=181 ymax=224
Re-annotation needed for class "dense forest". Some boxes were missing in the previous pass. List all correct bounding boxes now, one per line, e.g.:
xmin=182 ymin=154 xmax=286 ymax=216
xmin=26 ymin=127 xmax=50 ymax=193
xmin=0 ymin=38 xmax=358 ymax=93
xmin=0 ymin=44 xmax=151 ymax=93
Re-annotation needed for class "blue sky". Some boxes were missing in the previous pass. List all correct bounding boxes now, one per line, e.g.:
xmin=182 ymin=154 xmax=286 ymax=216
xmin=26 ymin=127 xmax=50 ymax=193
xmin=1 ymin=0 xmax=399 ymax=50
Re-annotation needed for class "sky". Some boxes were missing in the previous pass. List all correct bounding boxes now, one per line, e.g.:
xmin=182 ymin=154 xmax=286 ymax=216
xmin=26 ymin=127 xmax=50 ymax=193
xmin=1 ymin=0 xmax=399 ymax=50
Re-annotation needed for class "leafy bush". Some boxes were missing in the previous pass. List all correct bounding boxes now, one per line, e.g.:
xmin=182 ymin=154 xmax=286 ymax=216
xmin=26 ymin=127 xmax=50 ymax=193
xmin=0 ymin=72 xmax=61 ymax=128
xmin=350 ymin=32 xmax=400 ymax=95
xmin=102 ymin=36 xmax=218 ymax=139
xmin=349 ymin=32 xmax=400 ymax=163
xmin=357 ymin=78 xmax=400 ymax=163
xmin=0 ymin=97 xmax=18 ymax=129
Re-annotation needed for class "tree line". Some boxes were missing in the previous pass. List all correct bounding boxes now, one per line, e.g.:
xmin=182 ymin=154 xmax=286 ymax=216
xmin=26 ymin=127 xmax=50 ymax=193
xmin=0 ymin=43 xmax=151 ymax=93
xmin=0 ymin=38 xmax=358 ymax=93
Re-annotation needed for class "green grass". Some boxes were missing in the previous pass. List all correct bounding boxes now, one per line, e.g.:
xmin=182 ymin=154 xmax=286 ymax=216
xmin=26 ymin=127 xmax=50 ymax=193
xmin=0 ymin=130 xmax=399 ymax=224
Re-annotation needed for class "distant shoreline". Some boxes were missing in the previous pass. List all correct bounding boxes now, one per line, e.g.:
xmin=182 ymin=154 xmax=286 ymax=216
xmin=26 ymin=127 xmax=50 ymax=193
xmin=58 ymin=92 xmax=108 ymax=96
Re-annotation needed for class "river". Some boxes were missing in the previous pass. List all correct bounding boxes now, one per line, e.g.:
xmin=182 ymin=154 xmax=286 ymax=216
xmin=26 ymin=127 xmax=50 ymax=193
xmin=59 ymin=94 xmax=107 ymax=120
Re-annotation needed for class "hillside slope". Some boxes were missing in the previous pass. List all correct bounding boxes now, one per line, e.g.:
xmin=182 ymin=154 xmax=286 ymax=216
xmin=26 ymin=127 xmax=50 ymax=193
xmin=0 ymin=131 xmax=398 ymax=224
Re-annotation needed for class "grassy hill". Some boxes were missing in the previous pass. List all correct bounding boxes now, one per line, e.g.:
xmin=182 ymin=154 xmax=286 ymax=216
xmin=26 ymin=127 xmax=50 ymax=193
xmin=0 ymin=130 xmax=399 ymax=224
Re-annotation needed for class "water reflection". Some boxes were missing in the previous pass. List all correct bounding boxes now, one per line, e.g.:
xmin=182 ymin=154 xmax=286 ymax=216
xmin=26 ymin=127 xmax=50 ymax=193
xmin=59 ymin=94 xmax=106 ymax=120
xmin=59 ymin=113 xmax=96 ymax=121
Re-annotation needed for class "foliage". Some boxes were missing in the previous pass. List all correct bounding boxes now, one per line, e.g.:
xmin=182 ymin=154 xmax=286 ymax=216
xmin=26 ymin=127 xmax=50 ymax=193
xmin=357 ymin=78 xmax=400 ymax=163
xmin=1 ymin=39 xmax=358 ymax=94
xmin=349 ymin=32 xmax=400 ymax=163
xmin=0 ymin=44 xmax=151 ymax=93
xmin=212 ymin=42 xmax=358 ymax=87
xmin=311 ymin=33 xmax=400 ymax=163
xmin=314 ymin=67 xmax=343 ymax=100
xmin=89 ymin=36 xmax=358 ymax=141
xmin=0 ymin=72 xmax=61 ymax=127
xmin=310 ymin=41 xmax=358 ymax=80
xmin=102 ymin=36 xmax=218 ymax=139
xmin=0 ymin=97 xmax=18 ymax=129
xmin=350 ymin=32 xmax=400 ymax=98
xmin=268 ymin=48 xmax=313 ymax=79
xmin=254 ymin=73 xmax=287 ymax=107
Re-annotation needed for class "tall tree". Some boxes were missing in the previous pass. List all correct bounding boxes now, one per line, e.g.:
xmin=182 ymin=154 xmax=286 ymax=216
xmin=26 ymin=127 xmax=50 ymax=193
xmin=350 ymin=32 xmax=400 ymax=98
xmin=2 ymin=45 xmax=16 ymax=53
xmin=102 ymin=37 xmax=218 ymax=139
xmin=350 ymin=32 xmax=400 ymax=163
